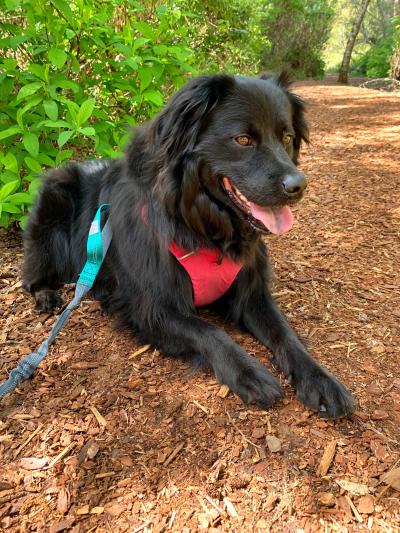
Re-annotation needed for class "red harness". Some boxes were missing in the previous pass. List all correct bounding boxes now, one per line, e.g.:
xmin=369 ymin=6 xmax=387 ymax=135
xmin=168 ymin=241 xmax=243 ymax=307
xmin=141 ymin=206 xmax=243 ymax=306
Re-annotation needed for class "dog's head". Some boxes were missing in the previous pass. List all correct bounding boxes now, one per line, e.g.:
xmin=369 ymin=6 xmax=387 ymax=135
xmin=150 ymin=73 xmax=309 ymax=240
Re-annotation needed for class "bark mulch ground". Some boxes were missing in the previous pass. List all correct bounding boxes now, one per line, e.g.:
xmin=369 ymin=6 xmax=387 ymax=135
xmin=1 ymin=80 xmax=399 ymax=532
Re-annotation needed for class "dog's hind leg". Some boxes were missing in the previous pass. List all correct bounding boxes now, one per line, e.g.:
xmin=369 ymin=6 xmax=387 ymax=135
xmin=22 ymin=167 xmax=78 ymax=312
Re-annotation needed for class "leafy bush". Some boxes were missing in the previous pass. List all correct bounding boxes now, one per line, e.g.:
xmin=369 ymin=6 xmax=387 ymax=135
xmin=0 ymin=0 xmax=197 ymax=229
xmin=183 ymin=0 xmax=265 ymax=74
xmin=261 ymin=0 xmax=334 ymax=78
xmin=352 ymin=35 xmax=394 ymax=78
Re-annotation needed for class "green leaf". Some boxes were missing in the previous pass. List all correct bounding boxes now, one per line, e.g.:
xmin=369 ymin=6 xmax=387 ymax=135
xmin=7 ymin=192 xmax=35 ymax=204
xmin=37 ymin=154 xmax=56 ymax=167
xmin=153 ymin=44 xmax=168 ymax=56
xmin=77 ymin=99 xmax=95 ymax=126
xmin=28 ymin=63 xmax=47 ymax=82
xmin=52 ymin=80 xmax=80 ymax=92
xmin=17 ymin=96 xmax=43 ymax=128
xmin=56 ymin=150 xmax=73 ymax=165
xmin=0 ymin=180 xmax=20 ymax=201
xmin=138 ymin=67 xmax=152 ymax=93
xmin=43 ymin=100 xmax=58 ymax=121
xmin=51 ymin=0 xmax=74 ymax=24
xmin=133 ymin=37 xmax=150 ymax=51
xmin=5 ymin=0 xmax=21 ymax=10
xmin=0 ymin=202 xmax=21 ymax=214
xmin=19 ymin=215 xmax=28 ymax=229
xmin=79 ymin=127 xmax=95 ymax=136
xmin=17 ymin=82 xmax=42 ymax=102
xmin=48 ymin=48 xmax=68 ymax=69
xmin=136 ymin=22 xmax=156 ymax=40
xmin=23 ymin=132 xmax=39 ymax=157
xmin=24 ymin=157 xmax=42 ymax=173
xmin=0 ymin=126 xmax=21 ymax=141
xmin=29 ymin=178 xmax=42 ymax=196
xmin=40 ymin=119 xmax=70 ymax=128
xmin=142 ymin=89 xmax=163 ymax=107
xmin=65 ymin=100 xmax=79 ymax=123
xmin=57 ymin=130 xmax=74 ymax=147
xmin=1 ymin=152 xmax=19 ymax=174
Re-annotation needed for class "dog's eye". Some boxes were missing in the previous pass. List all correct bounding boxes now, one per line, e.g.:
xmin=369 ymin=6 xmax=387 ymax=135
xmin=282 ymin=133 xmax=293 ymax=145
xmin=235 ymin=135 xmax=252 ymax=146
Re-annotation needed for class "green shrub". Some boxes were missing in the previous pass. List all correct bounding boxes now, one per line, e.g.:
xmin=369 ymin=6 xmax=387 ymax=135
xmin=0 ymin=0 xmax=197 ymax=229
xmin=351 ymin=35 xmax=394 ymax=78
xmin=365 ymin=35 xmax=394 ymax=78
xmin=261 ymin=0 xmax=334 ymax=78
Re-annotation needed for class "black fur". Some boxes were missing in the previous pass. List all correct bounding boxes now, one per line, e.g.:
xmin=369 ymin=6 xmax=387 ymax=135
xmin=23 ymin=73 xmax=355 ymax=418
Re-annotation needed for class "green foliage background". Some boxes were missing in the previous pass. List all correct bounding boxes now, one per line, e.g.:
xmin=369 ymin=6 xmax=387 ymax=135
xmin=0 ymin=0 xmax=343 ymax=229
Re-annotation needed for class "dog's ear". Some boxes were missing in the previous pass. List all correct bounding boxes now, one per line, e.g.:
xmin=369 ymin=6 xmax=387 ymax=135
xmin=287 ymin=91 xmax=309 ymax=164
xmin=150 ymin=75 xmax=234 ymax=218
xmin=259 ymin=70 xmax=292 ymax=88
xmin=152 ymin=74 xmax=235 ymax=157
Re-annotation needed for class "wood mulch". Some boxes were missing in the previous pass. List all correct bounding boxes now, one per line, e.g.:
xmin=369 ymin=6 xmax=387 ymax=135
xmin=1 ymin=80 xmax=399 ymax=532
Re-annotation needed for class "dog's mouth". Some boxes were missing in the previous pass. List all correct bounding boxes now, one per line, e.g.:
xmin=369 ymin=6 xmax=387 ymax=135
xmin=222 ymin=177 xmax=294 ymax=234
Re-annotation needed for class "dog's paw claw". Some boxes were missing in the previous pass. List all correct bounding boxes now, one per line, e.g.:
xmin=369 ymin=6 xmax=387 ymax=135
xmin=294 ymin=366 xmax=355 ymax=419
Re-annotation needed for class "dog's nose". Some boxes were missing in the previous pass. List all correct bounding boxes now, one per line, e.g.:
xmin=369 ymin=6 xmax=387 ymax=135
xmin=282 ymin=173 xmax=307 ymax=196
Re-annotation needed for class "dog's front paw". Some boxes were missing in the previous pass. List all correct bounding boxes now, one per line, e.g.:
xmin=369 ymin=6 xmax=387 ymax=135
xmin=293 ymin=363 xmax=355 ymax=419
xmin=218 ymin=357 xmax=283 ymax=409
xmin=34 ymin=289 xmax=64 ymax=313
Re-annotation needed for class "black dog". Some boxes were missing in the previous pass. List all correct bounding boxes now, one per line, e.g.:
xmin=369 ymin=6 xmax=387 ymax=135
xmin=23 ymin=73 xmax=355 ymax=418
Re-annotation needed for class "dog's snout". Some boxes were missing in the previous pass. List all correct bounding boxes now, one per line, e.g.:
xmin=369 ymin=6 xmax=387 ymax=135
xmin=282 ymin=173 xmax=307 ymax=196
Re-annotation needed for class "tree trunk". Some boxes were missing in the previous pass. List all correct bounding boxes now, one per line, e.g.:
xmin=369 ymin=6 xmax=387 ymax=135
xmin=338 ymin=0 xmax=371 ymax=84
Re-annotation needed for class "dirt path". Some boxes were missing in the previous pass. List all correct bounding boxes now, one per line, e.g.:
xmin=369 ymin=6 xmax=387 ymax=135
xmin=1 ymin=81 xmax=399 ymax=532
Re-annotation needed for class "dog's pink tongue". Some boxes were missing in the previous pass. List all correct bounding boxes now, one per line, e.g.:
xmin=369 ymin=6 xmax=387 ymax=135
xmin=248 ymin=203 xmax=294 ymax=234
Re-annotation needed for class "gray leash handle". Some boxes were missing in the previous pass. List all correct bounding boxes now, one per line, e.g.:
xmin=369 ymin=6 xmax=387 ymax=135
xmin=0 ymin=211 xmax=112 ymax=400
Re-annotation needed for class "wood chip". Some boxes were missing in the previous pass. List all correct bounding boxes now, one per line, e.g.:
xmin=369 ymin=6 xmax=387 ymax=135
xmin=317 ymin=440 xmax=336 ymax=476
xmin=345 ymin=495 xmax=363 ymax=523
xmin=46 ymin=442 xmax=76 ymax=469
xmin=70 ymin=362 xmax=99 ymax=369
xmin=11 ymin=413 xmax=35 ymax=420
xmin=128 ymin=344 xmax=151 ymax=359
xmin=318 ymin=492 xmax=335 ymax=506
xmin=192 ymin=400 xmax=208 ymax=414
xmin=19 ymin=457 xmax=48 ymax=470
xmin=223 ymin=497 xmax=239 ymax=518
xmin=95 ymin=471 xmax=115 ymax=479
xmin=266 ymin=435 xmax=282 ymax=453
xmin=89 ymin=405 xmax=107 ymax=427
xmin=216 ymin=384 xmax=230 ymax=398
xmin=49 ymin=518 xmax=75 ymax=533
xmin=163 ymin=443 xmax=184 ymax=467
xmin=336 ymin=479 xmax=370 ymax=496
xmin=264 ymin=494 xmax=279 ymax=511
xmin=14 ymin=424 xmax=43 ymax=458
xmin=76 ymin=505 xmax=90 ymax=515
xmin=57 ymin=487 xmax=70 ymax=515
xmin=357 ymin=495 xmax=375 ymax=514
xmin=90 ymin=506 xmax=104 ymax=514
xmin=380 ymin=467 xmax=400 ymax=491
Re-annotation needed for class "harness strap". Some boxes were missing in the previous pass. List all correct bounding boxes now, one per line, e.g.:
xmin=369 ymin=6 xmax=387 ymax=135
xmin=0 ymin=204 xmax=111 ymax=400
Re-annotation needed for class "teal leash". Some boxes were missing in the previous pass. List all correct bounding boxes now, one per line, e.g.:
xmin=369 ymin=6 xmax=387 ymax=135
xmin=0 ymin=204 xmax=112 ymax=400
